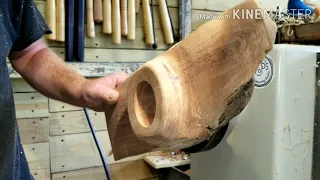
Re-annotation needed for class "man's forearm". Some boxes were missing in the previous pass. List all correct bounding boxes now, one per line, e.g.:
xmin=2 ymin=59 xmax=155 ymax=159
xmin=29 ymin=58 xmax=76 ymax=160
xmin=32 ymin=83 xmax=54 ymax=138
xmin=10 ymin=40 xmax=127 ymax=111
xmin=16 ymin=47 xmax=87 ymax=107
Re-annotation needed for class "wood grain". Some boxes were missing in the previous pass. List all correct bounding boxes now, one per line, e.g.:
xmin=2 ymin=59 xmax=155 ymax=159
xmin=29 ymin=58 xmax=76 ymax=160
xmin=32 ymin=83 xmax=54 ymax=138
xmin=56 ymin=0 xmax=65 ymax=42
xmin=86 ymin=0 xmax=96 ymax=38
xmin=127 ymin=0 xmax=136 ymax=40
xmin=94 ymin=0 xmax=103 ymax=23
xmin=158 ymin=0 xmax=174 ymax=44
xmin=121 ymin=0 xmax=128 ymax=36
xmin=50 ymin=131 xmax=146 ymax=173
xmin=103 ymin=0 xmax=112 ymax=34
xmin=50 ymin=110 xmax=107 ymax=136
xmin=17 ymin=118 xmax=49 ymax=144
xmin=14 ymin=93 xmax=50 ymax=119
xmin=45 ymin=0 xmax=56 ymax=40
xmin=112 ymin=0 xmax=121 ymax=44
xmin=106 ymin=0 xmax=277 ymax=159
xmin=142 ymin=0 xmax=154 ymax=45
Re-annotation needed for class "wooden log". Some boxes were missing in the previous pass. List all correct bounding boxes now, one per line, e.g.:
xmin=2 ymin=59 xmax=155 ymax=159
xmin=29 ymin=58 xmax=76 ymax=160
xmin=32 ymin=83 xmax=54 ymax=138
xmin=56 ymin=0 xmax=65 ymax=42
xmin=121 ymin=0 xmax=128 ymax=36
xmin=135 ymin=0 xmax=141 ymax=13
xmin=112 ymin=0 xmax=121 ymax=44
xmin=94 ymin=0 xmax=103 ymax=23
xmin=86 ymin=0 xmax=96 ymax=38
xmin=46 ymin=0 xmax=56 ymax=40
xmin=105 ymin=0 xmax=277 ymax=160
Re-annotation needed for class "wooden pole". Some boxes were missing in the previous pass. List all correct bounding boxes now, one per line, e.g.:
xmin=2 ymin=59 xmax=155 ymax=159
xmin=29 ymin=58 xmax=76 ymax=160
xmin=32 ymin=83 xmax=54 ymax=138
xmin=158 ymin=0 xmax=174 ymax=44
xmin=56 ymin=0 xmax=65 ymax=42
xmin=142 ymin=0 xmax=154 ymax=46
xmin=103 ymin=0 xmax=112 ymax=34
xmin=121 ymin=0 xmax=128 ymax=36
xmin=86 ymin=0 xmax=96 ymax=38
xmin=112 ymin=0 xmax=121 ymax=44
xmin=94 ymin=0 xmax=103 ymax=23
xmin=46 ymin=0 xmax=56 ymax=40
xmin=127 ymin=0 xmax=136 ymax=40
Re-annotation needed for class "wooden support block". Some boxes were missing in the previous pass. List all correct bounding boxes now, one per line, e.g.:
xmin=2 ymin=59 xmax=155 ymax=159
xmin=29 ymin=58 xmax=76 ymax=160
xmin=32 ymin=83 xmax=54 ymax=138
xmin=50 ymin=110 xmax=107 ymax=136
xmin=17 ymin=118 xmax=49 ymax=144
xmin=105 ymin=0 xmax=277 ymax=160
xmin=49 ymin=99 xmax=82 ymax=113
xmin=52 ymin=160 xmax=157 ymax=180
xmin=14 ymin=93 xmax=50 ymax=119
xmin=144 ymin=152 xmax=190 ymax=169
xmin=23 ymin=143 xmax=50 ymax=180
xmin=50 ymin=131 xmax=146 ymax=173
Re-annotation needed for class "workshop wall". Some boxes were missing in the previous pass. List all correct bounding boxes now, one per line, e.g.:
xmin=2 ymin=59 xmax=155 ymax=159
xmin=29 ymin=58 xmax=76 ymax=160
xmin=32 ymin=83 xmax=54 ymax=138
xmin=11 ymin=0 xmax=286 ymax=179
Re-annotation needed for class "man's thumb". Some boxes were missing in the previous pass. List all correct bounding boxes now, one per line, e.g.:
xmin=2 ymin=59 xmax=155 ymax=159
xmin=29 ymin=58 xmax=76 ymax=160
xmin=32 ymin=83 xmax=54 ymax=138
xmin=105 ymin=89 xmax=120 ymax=104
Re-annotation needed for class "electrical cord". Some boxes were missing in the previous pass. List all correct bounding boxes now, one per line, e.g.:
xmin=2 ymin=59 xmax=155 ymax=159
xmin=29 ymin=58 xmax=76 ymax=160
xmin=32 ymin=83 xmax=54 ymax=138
xmin=83 ymin=108 xmax=112 ymax=180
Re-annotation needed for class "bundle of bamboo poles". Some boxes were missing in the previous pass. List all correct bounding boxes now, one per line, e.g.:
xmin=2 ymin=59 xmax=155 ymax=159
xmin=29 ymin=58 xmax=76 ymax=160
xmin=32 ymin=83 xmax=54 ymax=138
xmin=45 ymin=0 xmax=175 ymax=46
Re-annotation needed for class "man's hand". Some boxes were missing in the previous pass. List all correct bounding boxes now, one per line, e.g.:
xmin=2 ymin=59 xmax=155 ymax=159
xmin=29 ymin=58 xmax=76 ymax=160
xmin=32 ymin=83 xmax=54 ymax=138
xmin=80 ymin=72 xmax=128 ymax=112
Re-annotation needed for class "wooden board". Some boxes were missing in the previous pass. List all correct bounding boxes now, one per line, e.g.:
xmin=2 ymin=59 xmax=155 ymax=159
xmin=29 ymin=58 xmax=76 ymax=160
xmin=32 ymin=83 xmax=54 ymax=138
xmin=51 ymin=160 xmax=157 ymax=180
xmin=9 ymin=62 xmax=143 ymax=78
xmin=23 ymin=142 xmax=50 ymax=180
xmin=144 ymin=152 xmax=190 ymax=169
xmin=50 ymin=131 xmax=147 ymax=173
xmin=11 ymin=79 xmax=35 ymax=92
xmin=50 ymin=110 xmax=107 ymax=136
xmin=14 ymin=93 xmax=50 ymax=118
xmin=50 ymin=48 xmax=164 ymax=63
xmin=49 ymin=99 xmax=82 ymax=113
xmin=17 ymin=118 xmax=49 ymax=144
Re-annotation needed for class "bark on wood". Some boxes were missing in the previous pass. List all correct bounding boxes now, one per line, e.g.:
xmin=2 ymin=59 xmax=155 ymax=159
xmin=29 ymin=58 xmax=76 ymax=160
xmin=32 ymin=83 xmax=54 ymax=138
xmin=105 ymin=0 xmax=277 ymax=160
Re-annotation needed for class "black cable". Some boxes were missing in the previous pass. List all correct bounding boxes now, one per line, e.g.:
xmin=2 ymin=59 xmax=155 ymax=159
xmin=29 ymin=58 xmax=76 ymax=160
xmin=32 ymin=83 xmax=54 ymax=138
xmin=151 ymin=0 xmax=158 ymax=49
xmin=84 ymin=108 xmax=112 ymax=180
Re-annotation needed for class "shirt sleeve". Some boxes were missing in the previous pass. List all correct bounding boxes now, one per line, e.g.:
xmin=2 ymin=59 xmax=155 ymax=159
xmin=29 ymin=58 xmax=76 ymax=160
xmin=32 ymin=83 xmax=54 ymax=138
xmin=11 ymin=0 xmax=52 ymax=51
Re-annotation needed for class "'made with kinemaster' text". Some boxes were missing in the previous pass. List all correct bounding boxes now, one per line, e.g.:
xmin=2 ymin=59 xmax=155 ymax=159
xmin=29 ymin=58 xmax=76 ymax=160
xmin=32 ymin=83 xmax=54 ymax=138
xmin=199 ymin=8 xmax=314 ymax=20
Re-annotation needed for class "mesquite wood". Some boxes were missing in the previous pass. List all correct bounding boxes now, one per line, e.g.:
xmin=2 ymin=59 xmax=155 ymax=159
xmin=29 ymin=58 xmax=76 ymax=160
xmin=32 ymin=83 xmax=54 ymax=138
xmin=105 ymin=0 xmax=277 ymax=160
